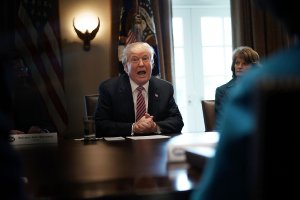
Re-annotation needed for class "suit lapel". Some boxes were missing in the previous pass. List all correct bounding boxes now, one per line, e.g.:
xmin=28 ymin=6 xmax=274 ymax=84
xmin=148 ymin=78 xmax=159 ymax=116
xmin=119 ymin=75 xmax=135 ymax=120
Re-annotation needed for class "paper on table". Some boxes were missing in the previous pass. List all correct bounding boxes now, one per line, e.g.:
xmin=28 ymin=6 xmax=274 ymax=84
xmin=104 ymin=137 xmax=125 ymax=141
xmin=74 ymin=137 xmax=102 ymax=141
xmin=167 ymin=131 xmax=219 ymax=162
xmin=127 ymin=135 xmax=170 ymax=140
xmin=9 ymin=132 xmax=58 ymax=145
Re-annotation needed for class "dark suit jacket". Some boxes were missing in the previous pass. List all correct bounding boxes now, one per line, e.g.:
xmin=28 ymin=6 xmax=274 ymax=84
xmin=214 ymin=78 xmax=237 ymax=129
xmin=95 ymin=74 xmax=184 ymax=137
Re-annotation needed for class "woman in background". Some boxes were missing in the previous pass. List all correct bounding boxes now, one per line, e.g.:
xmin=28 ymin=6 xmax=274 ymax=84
xmin=214 ymin=46 xmax=260 ymax=130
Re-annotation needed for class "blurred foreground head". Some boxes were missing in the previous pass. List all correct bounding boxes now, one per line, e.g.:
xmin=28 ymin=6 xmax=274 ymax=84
xmin=0 ymin=61 xmax=14 ymax=137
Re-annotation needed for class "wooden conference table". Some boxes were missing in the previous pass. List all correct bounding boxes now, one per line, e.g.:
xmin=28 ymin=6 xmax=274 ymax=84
xmin=14 ymin=134 xmax=209 ymax=200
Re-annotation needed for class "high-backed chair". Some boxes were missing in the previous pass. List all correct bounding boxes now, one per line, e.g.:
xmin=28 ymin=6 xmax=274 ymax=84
xmin=84 ymin=94 xmax=99 ymax=117
xmin=201 ymin=100 xmax=216 ymax=132
xmin=83 ymin=94 xmax=99 ymax=136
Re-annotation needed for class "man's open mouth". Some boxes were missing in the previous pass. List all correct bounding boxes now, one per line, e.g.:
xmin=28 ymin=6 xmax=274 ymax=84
xmin=137 ymin=71 xmax=146 ymax=75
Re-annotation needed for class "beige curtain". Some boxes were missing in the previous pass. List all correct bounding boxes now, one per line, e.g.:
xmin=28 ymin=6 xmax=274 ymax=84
xmin=110 ymin=0 xmax=174 ymax=82
xmin=230 ymin=0 xmax=291 ymax=58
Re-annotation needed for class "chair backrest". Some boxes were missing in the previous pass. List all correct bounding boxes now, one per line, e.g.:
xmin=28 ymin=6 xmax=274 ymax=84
xmin=84 ymin=94 xmax=99 ymax=117
xmin=201 ymin=100 xmax=216 ymax=132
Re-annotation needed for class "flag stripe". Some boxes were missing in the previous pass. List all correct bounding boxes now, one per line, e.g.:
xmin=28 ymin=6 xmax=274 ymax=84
xmin=126 ymin=30 xmax=137 ymax=44
xmin=43 ymin=24 xmax=64 ymax=87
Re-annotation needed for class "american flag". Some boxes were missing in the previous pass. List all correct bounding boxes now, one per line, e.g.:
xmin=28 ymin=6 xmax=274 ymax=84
xmin=15 ymin=0 xmax=68 ymax=133
xmin=118 ymin=0 xmax=160 ymax=76
xmin=126 ymin=29 xmax=137 ymax=44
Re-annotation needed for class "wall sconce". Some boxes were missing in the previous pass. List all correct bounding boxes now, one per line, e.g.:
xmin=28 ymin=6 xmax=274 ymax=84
xmin=73 ymin=16 xmax=100 ymax=51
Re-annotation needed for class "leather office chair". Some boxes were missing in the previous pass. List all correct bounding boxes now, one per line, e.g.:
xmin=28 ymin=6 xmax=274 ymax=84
xmin=84 ymin=94 xmax=99 ymax=117
xmin=83 ymin=94 xmax=99 ymax=136
xmin=201 ymin=100 xmax=216 ymax=132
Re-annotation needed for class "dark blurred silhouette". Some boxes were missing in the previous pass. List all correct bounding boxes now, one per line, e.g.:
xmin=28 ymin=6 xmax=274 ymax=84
xmin=191 ymin=0 xmax=300 ymax=200
xmin=10 ymin=57 xmax=56 ymax=134
xmin=1 ymin=1 xmax=28 ymax=196
xmin=0 ymin=54 xmax=28 ymax=199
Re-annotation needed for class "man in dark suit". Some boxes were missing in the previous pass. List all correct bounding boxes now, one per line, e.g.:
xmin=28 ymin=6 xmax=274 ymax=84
xmin=95 ymin=42 xmax=184 ymax=137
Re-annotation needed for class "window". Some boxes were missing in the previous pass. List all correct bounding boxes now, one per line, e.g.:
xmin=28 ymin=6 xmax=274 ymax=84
xmin=172 ymin=0 xmax=232 ymax=133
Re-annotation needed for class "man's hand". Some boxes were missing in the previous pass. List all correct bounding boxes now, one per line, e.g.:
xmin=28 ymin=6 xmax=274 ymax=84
xmin=133 ymin=113 xmax=157 ymax=134
xmin=27 ymin=126 xmax=43 ymax=133
xmin=9 ymin=130 xmax=25 ymax=135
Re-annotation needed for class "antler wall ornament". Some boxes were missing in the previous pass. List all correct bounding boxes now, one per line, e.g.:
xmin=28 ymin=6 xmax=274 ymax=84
xmin=73 ymin=17 xmax=100 ymax=51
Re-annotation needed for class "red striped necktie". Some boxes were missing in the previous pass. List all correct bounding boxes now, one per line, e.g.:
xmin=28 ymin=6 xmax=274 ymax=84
xmin=136 ymin=86 xmax=146 ymax=121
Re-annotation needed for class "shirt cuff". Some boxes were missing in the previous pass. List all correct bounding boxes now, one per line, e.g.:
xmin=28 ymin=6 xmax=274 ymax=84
xmin=155 ymin=123 xmax=161 ymax=134
xmin=131 ymin=123 xmax=135 ymax=136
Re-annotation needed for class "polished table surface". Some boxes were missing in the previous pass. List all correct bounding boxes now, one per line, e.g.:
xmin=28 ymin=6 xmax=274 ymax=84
xmin=14 ymin=134 xmax=205 ymax=199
